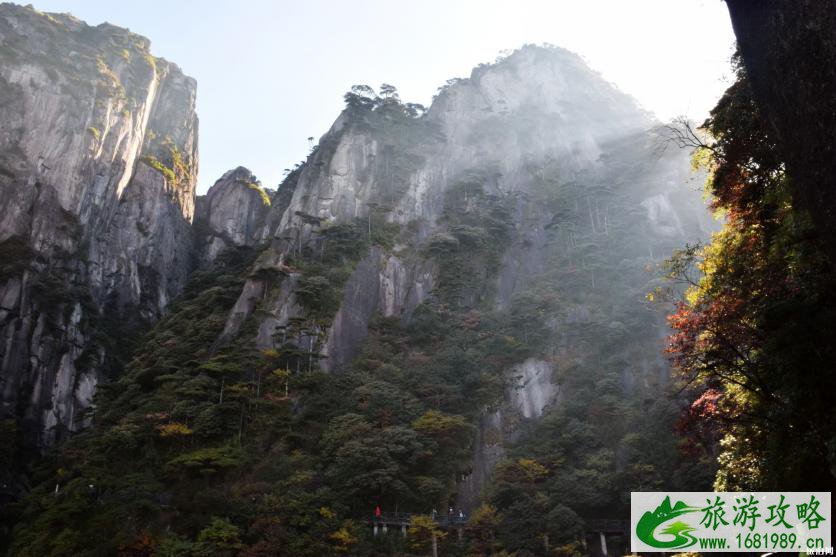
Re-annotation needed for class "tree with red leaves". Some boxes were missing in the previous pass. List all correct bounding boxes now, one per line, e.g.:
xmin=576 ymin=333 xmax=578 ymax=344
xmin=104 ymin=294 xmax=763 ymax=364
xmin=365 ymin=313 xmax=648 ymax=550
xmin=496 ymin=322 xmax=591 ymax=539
xmin=665 ymin=58 xmax=836 ymax=491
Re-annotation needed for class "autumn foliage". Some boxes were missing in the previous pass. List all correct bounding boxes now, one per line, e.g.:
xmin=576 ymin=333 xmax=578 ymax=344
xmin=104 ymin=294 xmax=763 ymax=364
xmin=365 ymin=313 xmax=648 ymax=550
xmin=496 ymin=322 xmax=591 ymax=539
xmin=666 ymin=60 xmax=836 ymax=491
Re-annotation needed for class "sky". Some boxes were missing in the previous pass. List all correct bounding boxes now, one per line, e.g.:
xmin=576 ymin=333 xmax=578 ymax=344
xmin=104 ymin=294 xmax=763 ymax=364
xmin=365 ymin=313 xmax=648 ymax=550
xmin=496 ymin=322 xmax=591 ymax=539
xmin=29 ymin=0 xmax=737 ymax=193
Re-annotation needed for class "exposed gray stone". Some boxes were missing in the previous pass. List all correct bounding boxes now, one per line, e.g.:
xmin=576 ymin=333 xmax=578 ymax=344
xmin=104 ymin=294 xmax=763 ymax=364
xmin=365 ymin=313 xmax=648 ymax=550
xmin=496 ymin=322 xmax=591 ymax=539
xmin=194 ymin=166 xmax=272 ymax=264
xmin=509 ymin=358 xmax=557 ymax=419
xmin=0 ymin=3 xmax=197 ymax=447
xmin=320 ymin=246 xmax=384 ymax=372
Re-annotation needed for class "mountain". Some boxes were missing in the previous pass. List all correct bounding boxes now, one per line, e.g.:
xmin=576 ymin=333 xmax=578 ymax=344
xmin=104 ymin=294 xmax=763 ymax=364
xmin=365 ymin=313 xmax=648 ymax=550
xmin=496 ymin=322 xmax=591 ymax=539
xmin=1 ymin=4 xmax=715 ymax=555
xmin=0 ymin=2 xmax=197 ymax=451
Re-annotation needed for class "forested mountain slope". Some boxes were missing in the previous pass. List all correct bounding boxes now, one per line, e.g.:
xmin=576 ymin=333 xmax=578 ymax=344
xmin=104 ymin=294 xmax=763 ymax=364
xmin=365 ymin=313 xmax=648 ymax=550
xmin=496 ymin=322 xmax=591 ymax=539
xmin=1 ymin=5 xmax=716 ymax=555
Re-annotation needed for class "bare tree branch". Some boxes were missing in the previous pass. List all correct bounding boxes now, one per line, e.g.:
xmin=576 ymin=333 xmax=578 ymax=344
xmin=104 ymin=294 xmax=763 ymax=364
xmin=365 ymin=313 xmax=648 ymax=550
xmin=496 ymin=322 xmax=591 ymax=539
xmin=653 ymin=117 xmax=716 ymax=157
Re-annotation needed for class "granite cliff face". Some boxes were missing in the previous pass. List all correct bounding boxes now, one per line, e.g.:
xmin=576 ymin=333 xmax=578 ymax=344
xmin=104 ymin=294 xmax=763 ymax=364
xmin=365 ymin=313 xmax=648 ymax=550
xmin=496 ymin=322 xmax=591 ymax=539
xmin=231 ymin=46 xmax=711 ymax=381
xmin=194 ymin=166 xmax=272 ymax=264
xmin=1 ymin=6 xmax=714 ymax=536
xmin=213 ymin=46 xmax=714 ymax=510
xmin=277 ymin=48 xmax=651 ymax=233
xmin=0 ymin=3 xmax=198 ymax=447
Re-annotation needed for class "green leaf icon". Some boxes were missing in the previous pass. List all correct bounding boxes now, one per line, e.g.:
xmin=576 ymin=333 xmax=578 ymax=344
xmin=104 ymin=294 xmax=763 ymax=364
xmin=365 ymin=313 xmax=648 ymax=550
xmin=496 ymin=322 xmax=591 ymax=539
xmin=636 ymin=496 xmax=700 ymax=549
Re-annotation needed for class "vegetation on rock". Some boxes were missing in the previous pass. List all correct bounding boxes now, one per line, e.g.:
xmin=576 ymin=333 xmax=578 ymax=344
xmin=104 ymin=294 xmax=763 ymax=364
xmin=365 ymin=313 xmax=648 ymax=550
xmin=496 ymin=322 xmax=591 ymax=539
xmin=664 ymin=58 xmax=836 ymax=491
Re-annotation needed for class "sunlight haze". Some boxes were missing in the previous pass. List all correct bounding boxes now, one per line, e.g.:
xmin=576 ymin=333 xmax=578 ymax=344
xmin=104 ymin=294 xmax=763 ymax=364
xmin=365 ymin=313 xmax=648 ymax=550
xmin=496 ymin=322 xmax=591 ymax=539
xmin=29 ymin=0 xmax=736 ymax=192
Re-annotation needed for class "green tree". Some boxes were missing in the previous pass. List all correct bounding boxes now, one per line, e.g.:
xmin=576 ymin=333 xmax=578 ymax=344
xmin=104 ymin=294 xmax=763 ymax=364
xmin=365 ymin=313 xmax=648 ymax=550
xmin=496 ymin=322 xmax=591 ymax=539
xmin=666 ymin=60 xmax=836 ymax=490
xmin=467 ymin=503 xmax=501 ymax=556
xmin=407 ymin=515 xmax=446 ymax=554
xmin=195 ymin=516 xmax=243 ymax=556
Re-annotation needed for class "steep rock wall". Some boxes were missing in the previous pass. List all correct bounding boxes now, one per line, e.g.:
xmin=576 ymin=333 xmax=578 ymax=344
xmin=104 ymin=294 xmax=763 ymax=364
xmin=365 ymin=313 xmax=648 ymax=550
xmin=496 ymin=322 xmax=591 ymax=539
xmin=0 ymin=4 xmax=197 ymax=447
xmin=216 ymin=46 xmax=716 ymax=512
xmin=273 ymin=47 xmax=653 ymax=238
xmin=241 ymin=47 xmax=666 ymax=375
xmin=0 ymin=14 xmax=717 ymax=524
xmin=194 ymin=166 xmax=272 ymax=264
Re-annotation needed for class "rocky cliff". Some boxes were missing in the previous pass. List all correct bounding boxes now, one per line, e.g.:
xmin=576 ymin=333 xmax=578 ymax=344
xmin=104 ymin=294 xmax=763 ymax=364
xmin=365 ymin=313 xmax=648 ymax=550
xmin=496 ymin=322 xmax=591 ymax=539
xmin=0 ymin=3 xmax=198 ymax=448
xmin=233 ymin=45 xmax=711 ymax=385
xmin=194 ymin=166 xmax=272 ymax=264
xmin=1 ymin=8 xmax=716 ymax=552
xmin=181 ymin=45 xmax=714 ymax=515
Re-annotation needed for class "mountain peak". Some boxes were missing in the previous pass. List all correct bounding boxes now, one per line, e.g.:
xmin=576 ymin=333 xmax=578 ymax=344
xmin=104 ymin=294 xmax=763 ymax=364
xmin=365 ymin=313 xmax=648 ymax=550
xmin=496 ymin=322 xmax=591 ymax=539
xmin=428 ymin=42 xmax=653 ymax=135
xmin=195 ymin=167 xmax=271 ymax=264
